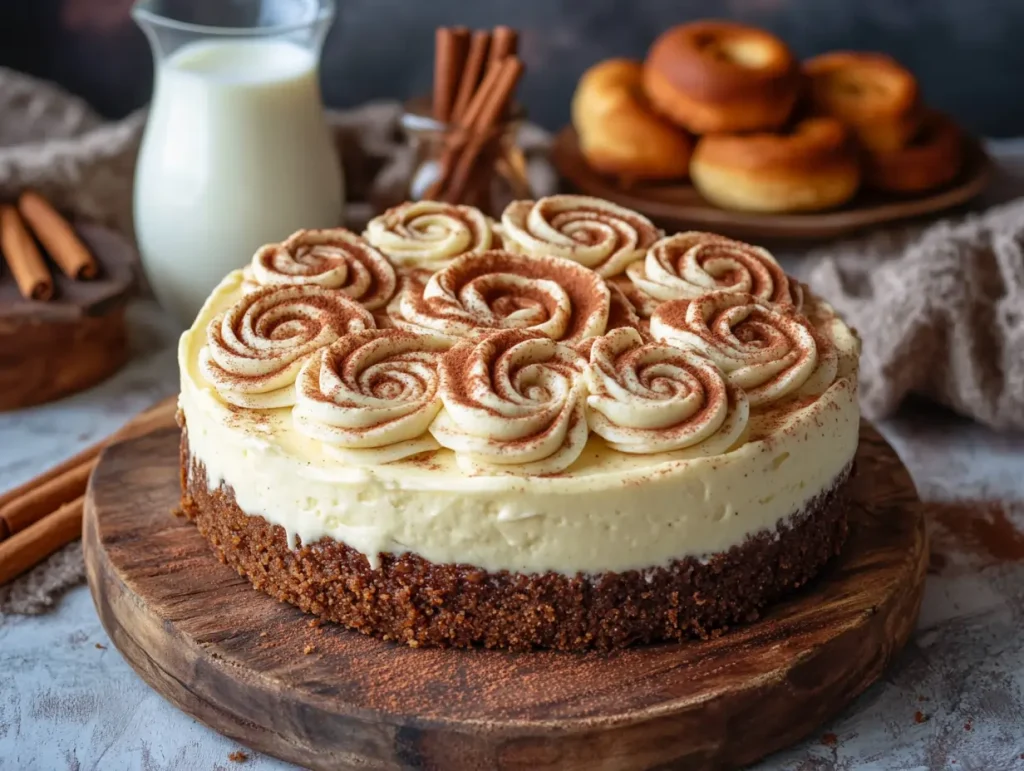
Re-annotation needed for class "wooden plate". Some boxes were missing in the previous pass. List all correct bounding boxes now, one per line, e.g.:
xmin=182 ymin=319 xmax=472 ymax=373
xmin=84 ymin=421 xmax=926 ymax=771
xmin=551 ymin=127 xmax=992 ymax=240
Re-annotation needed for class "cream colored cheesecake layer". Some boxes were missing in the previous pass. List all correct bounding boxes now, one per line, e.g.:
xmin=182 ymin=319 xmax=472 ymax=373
xmin=179 ymin=271 xmax=860 ymax=575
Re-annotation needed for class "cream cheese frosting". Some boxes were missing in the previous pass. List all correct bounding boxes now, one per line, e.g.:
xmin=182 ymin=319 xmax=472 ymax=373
xmin=501 ymin=195 xmax=663 ymax=277
xmin=626 ymin=231 xmax=803 ymax=307
xmin=180 ymin=257 xmax=860 ymax=575
xmin=365 ymin=201 xmax=495 ymax=269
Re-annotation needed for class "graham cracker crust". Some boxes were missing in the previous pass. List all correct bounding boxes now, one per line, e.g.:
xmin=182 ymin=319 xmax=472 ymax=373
xmin=178 ymin=430 xmax=852 ymax=652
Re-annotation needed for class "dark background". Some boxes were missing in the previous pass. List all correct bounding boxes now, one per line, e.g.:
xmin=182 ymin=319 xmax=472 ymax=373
xmin=2 ymin=0 xmax=1023 ymax=136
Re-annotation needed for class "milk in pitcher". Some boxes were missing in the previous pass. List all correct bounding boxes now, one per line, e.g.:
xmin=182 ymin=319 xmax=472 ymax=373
xmin=134 ymin=38 xmax=343 ymax=324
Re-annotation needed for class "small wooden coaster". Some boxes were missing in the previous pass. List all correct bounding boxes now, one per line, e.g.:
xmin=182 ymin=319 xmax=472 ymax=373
xmin=0 ymin=224 xmax=135 ymax=411
xmin=552 ymin=126 xmax=992 ymax=240
xmin=84 ymin=421 xmax=926 ymax=771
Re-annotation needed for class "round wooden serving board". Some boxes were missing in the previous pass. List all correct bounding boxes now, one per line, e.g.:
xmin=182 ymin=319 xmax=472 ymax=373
xmin=84 ymin=421 xmax=926 ymax=771
xmin=552 ymin=127 xmax=992 ymax=240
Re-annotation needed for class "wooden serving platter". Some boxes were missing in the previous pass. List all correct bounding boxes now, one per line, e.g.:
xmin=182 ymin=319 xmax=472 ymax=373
xmin=84 ymin=420 xmax=926 ymax=771
xmin=551 ymin=127 xmax=992 ymax=240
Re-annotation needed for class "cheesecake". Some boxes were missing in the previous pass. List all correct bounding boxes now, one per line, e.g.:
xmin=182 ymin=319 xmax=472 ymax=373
xmin=178 ymin=196 xmax=860 ymax=651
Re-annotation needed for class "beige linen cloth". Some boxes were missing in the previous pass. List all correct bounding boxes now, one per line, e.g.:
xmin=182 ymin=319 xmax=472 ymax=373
xmin=807 ymin=201 xmax=1024 ymax=431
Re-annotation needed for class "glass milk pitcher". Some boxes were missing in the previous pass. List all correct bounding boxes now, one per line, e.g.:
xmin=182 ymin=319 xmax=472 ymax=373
xmin=132 ymin=0 xmax=343 ymax=325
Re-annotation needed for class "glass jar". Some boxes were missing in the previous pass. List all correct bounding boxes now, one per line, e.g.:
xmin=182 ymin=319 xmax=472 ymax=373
xmin=400 ymin=101 xmax=532 ymax=217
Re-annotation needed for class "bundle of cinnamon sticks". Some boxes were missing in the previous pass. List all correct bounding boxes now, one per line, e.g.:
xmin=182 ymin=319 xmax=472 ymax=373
xmin=425 ymin=25 xmax=525 ymax=205
xmin=0 ymin=397 xmax=177 ymax=587
xmin=0 ymin=191 xmax=99 ymax=301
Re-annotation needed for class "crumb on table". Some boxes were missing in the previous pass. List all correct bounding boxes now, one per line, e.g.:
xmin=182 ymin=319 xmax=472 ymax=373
xmin=228 ymin=750 xmax=248 ymax=763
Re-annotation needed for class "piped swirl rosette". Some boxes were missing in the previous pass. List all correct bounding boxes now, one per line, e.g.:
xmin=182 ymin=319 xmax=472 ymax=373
xmin=651 ymin=291 xmax=838 ymax=407
xmin=245 ymin=229 xmax=397 ymax=311
xmin=364 ymin=201 xmax=495 ymax=269
xmin=199 ymin=285 xmax=375 ymax=409
xmin=429 ymin=330 xmax=589 ymax=475
xmin=293 ymin=329 xmax=450 ymax=464
xmin=585 ymin=328 xmax=749 ymax=455
xmin=388 ymin=250 xmax=611 ymax=343
xmin=626 ymin=232 xmax=803 ymax=308
xmin=575 ymin=282 xmax=646 ymax=359
xmin=501 ymin=194 xmax=663 ymax=277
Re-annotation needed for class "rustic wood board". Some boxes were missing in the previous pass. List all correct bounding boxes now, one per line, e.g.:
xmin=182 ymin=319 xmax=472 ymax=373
xmin=83 ymin=421 xmax=926 ymax=771
xmin=551 ymin=127 xmax=992 ymax=240
xmin=0 ymin=224 xmax=136 ymax=411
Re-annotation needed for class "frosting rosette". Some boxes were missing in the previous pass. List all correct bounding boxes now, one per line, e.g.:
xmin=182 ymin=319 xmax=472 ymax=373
xmin=501 ymin=194 xmax=662 ymax=277
xmin=585 ymin=328 xmax=749 ymax=455
xmin=626 ymin=232 xmax=803 ymax=307
xmin=364 ymin=201 xmax=495 ymax=268
xmin=430 ymin=330 xmax=589 ymax=475
xmin=609 ymin=275 xmax=661 ymax=319
xmin=388 ymin=250 xmax=610 ymax=343
xmin=575 ymin=282 xmax=646 ymax=358
xmin=245 ymin=229 xmax=397 ymax=311
xmin=199 ymin=285 xmax=375 ymax=409
xmin=292 ymin=329 xmax=450 ymax=464
xmin=650 ymin=291 xmax=837 ymax=407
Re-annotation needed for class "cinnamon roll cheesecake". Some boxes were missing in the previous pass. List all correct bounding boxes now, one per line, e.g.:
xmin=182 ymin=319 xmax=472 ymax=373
xmin=177 ymin=196 xmax=861 ymax=651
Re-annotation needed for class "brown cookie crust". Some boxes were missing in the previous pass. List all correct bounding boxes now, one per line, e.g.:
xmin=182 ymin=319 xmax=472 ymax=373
xmin=179 ymin=428 xmax=852 ymax=652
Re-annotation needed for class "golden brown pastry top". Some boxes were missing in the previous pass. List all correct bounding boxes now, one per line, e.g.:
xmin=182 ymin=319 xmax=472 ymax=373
xmin=804 ymin=51 xmax=920 ymax=127
xmin=692 ymin=117 xmax=855 ymax=172
xmin=645 ymin=21 xmax=801 ymax=105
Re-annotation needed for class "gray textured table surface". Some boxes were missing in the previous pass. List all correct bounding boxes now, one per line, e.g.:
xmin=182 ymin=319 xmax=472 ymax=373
xmin=2 ymin=146 xmax=1024 ymax=770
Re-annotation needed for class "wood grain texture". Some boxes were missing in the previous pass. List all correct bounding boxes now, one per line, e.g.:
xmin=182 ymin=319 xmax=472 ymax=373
xmin=0 ymin=222 xmax=137 ymax=411
xmin=551 ymin=127 xmax=992 ymax=240
xmin=83 ymin=422 xmax=926 ymax=771
xmin=0 ymin=307 xmax=126 ymax=411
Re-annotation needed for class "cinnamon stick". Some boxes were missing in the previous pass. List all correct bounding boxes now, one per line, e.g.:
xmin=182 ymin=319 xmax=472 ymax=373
xmin=0 ymin=396 xmax=178 ymax=543
xmin=425 ymin=60 xmax=509 ymax=201
xmin=0 ymin=461 xmax=92 ymax=540
xmin=450 ymin=30 xmax=491 ymax=124
xmin=433 ymin=27 xmax=468 ymax=123
xmin=488 ymin=26 xmax=519 ymax=70
xmin=0 ymin=495 xmax=83 ymax=587
xmin=0 ymin=441 xmax=102 ymax=516
xmin=18 ymin=191 xmax=98 ymax=280
xmin=0 ymin=204 xmax=53 ymax=301
xmin=444 ymin=57 xmax=525 ymax=204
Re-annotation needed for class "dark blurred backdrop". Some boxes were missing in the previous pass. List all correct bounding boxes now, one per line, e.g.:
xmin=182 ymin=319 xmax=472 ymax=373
xmin=2 ymin=0 xmax=1023 ymax=136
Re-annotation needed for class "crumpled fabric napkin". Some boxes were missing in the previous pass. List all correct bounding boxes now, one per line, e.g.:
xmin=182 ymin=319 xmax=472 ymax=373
xmin=808 ymin=199 xmax=1024 ymax=431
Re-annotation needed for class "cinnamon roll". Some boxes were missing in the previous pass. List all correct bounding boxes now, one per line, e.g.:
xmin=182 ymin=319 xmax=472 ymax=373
xmin=388 ymin=250 xmax=611 ymax=343
xmin=651 ymin=291 xmax=838 ymax=407
xmin=245 ymin=228 xmax=397 ymax=311
xmin=364 ymin=201 xmax=495 ymax=269
xmin=199 ymin=285 xmax=375 ymax=409
xmin=293 ymin=329 xmax=450 ymax=464
xmin=500 ymin=195 xmax=662 ymax=277
xmin=430 ymin=330 xmax=589 ymax=475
